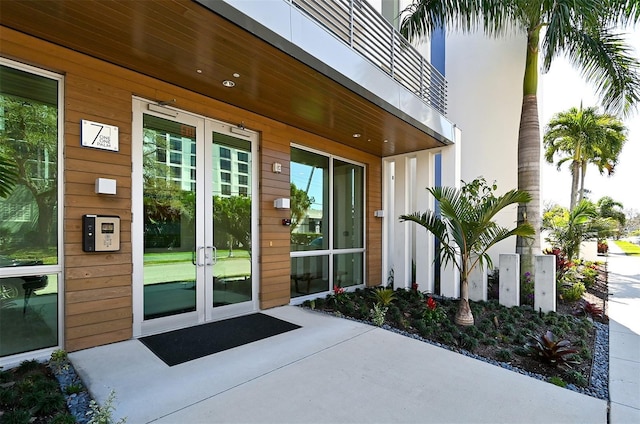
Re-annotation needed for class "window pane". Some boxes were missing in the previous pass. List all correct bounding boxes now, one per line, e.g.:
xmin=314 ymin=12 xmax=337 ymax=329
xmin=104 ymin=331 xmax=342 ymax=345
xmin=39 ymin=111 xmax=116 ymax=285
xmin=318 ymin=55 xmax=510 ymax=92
xmin=220 ymin=160 xmax=231 ymax=171
xmin=220 ymin=147 xmax=231 ymax=158
xmin=334 ymin=252 xmax=363 ymax=288
xmin=142 ymin=115 xmax=197 ymax=320
xmin=212 ymin=134 xmax=252 ymax=307
xmin=0 ymin=272 xmax=59 ymax=356
xmin=333 ymin=160 xmax=364 ymax=249
xmin=290 ymin=256 xmax=329 ymax=298
xmin=0 ymin=65 xmax=59 ymax=265
xmin=237 ymin=152 xmax=248 ymax=162
xmin=290 ymin=148 xmax=328 ymax=251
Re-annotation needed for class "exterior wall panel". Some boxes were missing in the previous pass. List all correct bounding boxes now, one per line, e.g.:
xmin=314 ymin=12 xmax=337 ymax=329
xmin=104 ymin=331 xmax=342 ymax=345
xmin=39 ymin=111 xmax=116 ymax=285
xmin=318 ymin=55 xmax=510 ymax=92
xmin=1 ymin=26 xmax=382 ymax=352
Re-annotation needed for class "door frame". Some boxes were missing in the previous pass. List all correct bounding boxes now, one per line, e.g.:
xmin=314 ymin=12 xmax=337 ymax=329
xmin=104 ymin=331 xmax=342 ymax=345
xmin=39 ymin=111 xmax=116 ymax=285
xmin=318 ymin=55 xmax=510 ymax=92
xmin=131 ymin=97 xmax=260 ymax=337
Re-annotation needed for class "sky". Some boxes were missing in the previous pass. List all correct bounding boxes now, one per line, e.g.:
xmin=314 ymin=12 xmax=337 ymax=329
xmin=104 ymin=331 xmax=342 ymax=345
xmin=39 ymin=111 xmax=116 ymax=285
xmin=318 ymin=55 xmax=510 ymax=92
xmin=540 ymin=30 xmax=640 ymax=213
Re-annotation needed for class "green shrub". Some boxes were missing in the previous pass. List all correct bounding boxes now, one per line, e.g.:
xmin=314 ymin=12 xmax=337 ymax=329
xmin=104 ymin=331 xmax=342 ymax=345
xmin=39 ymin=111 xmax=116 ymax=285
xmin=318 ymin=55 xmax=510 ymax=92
xmin=1 ymin=409 xmax=31 ymax=424
xmin=565 ymin=369 xmax=588 ymax=387
xmin=481 ymin=337 xmax=498 ymax=346
xmin=418 ymin=323 xmax=434 ymax=339
xmin=478 ymin=319 xmax=493 ymax=333
xmin=579 ymin=347 xmax=592 ymax=361
xmin=580 ymin=266 xmax=598 ymax=288
xmin=549 ymin=376 xmax=567 ymax=387
xmin=496 ymin=349 xmax=513 ymax=362
xmin=562 ymin=282 xmax=586 ymax=302
xmin=512 ymin=330 xmax=529 ymax=345
xmin=35 ymin=391 xmax=66 ymax=415
xmin=65 ymin=383 xmax=84 ymax=395
xmin=439 ymin=332 xmax=455 ymax=345
xmin=16 ymin=360 xmax=40 ymax=374
xmin=0 ymin=386 xmax=18 ymax=406
xmin=501 ymin=323 xmax=516 ymax=336
xmin=51 ymin=413 xmax=78 ymax=424
xmin=575 ymin=339 xmax=588 ymax=349
xmin=550 ymin=325 xmax=566 ymax=338
xmin=544 ymin=312 xmax=558 ymax=325
xmin=514 ymin=346 xmax=530 ymax=356
xmin=460 ymin=334 xmax=478 ymax=351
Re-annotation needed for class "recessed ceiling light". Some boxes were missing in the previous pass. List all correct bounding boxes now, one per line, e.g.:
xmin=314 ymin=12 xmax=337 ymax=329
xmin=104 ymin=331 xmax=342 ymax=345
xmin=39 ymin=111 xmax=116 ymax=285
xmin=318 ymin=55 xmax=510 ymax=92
xmin=196 ymin=69 xmax=203 ymax=74
xmin=383 ymin=139 xmax=388 ymax=143
xmin=222 ymin=80 xmax=235 ymax=87
xmin=233 ymin=73 xmax=240 ymax=78
xmin=353 ymin=133 xmax=361 ymax=138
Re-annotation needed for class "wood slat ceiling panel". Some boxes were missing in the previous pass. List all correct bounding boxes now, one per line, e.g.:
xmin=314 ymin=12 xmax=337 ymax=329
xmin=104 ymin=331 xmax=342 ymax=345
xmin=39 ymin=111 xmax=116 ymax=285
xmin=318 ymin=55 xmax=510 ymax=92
xmin=0 ymin=0 xmax=445 ymax=157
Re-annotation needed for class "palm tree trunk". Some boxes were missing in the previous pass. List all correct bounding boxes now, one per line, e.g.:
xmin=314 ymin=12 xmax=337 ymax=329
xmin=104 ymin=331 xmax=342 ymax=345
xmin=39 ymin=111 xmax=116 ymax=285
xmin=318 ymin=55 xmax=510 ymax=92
xmin=570 ymin=161 xmax=580 ymax=211
xmin=516 ymin=28 xmax=541 ymax=264
xmin=455 ymin=260 xmax=474 ymax=326
xmin=579 ymin=161 xmax=587 ymax=204
xmin=455 ymin=280 xmax=474 ymax=325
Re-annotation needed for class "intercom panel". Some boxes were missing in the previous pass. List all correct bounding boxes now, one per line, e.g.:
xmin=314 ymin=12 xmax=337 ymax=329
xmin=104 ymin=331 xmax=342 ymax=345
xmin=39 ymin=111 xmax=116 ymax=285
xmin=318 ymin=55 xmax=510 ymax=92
xmin=83 ymin=215 xmax=121 ymax=252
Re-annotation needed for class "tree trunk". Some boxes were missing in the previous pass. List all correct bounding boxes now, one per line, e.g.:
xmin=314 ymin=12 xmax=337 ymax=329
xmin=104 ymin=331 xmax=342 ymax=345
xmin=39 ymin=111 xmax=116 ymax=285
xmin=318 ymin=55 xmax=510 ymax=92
xmin=35 ymin=192 xmax=55 ymax=248
xmin=570 ymin=161 xmax=580 ymax=211
xmin=455 ymin=278 xmax=474 ymax=326
xmin=516 ymin=28 xmax=541 ymax=267
xmin=578 ymin=161 xmax=587 ymax=205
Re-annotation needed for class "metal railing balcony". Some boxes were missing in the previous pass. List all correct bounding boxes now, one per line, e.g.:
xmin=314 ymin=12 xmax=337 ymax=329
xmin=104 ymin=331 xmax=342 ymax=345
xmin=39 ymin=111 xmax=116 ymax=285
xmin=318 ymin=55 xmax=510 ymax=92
xmin=288 ymin=0 xmax=447 ymax=115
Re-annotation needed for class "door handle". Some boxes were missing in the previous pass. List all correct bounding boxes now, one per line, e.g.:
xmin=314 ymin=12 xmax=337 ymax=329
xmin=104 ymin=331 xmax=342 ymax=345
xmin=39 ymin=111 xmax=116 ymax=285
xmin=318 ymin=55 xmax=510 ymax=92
xmin=206 ymin=246 xmax=217 ymax=265
xmin=194 ymin=246 xmax=205 ymax=267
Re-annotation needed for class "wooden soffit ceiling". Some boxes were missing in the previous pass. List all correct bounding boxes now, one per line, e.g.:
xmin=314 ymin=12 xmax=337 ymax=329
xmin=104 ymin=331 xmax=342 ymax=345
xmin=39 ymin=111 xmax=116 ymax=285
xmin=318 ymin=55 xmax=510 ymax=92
xmin=0 ymin=0 xmax=447 ymax=157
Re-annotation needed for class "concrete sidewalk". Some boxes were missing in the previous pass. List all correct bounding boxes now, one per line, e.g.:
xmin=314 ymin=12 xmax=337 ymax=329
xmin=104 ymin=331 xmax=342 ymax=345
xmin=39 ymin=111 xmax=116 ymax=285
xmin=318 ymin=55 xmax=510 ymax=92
xmin=71 ymin=305 xmax=607 ymax=423
xmin=606 ymin=242 xmax=640 ymax=423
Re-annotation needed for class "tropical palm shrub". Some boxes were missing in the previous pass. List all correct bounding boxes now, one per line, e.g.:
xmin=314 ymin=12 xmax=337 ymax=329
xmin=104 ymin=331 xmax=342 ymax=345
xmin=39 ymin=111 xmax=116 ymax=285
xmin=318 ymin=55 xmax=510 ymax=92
xmin=400 ymin=178 xmax=535 ymax=326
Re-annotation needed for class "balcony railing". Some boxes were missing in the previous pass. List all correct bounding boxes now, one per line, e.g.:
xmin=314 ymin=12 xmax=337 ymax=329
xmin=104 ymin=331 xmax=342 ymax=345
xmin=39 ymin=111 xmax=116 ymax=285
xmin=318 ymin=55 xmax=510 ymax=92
xmin=288 ymin=0 xmax=447 ymax=115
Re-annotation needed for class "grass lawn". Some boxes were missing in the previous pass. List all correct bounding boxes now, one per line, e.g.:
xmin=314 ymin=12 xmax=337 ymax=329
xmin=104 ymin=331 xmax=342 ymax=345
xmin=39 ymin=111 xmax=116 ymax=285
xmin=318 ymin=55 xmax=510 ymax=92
xmin=614 ymin=240 xmax=640 ymax=256
xmin=144 ymin=250 xmax=250 ymax=264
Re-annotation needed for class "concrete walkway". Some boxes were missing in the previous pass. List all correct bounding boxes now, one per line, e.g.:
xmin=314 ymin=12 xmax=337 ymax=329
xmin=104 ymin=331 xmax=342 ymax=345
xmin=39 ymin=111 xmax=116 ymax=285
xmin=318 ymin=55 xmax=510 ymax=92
xmin=606 ymin=242 xmax=640 ymax=423
xmin=71 ymin=308 xmax=608 ymax=423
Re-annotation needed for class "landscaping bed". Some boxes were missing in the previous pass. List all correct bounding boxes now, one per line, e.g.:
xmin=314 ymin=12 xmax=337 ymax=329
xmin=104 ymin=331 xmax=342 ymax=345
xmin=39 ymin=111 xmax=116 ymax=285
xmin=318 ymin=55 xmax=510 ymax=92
xmin=0 ymin=359 xmax=77 ymax=424
xmin=0 ymin=351 xmax=97 ymax=424
xmin=301 ymin=264 xmax=609 ymax=399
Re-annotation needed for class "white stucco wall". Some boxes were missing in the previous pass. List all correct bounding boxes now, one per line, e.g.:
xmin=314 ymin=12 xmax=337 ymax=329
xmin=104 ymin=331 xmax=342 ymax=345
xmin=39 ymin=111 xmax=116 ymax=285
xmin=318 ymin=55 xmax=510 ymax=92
xmin=445 ymin=30 xmax=527 ymax=266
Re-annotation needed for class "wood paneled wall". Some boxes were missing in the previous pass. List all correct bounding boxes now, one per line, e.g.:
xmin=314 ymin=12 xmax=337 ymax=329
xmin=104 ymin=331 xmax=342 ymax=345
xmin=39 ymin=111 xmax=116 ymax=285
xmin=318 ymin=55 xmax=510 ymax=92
xmin=1 ymin=26 xmax=382 ymax=352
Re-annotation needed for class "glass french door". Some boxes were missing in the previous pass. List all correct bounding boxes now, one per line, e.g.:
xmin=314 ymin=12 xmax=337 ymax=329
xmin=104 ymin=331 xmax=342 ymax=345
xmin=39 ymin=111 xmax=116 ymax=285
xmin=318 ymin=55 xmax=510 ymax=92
xmin=132 ymin=99 xmax=256 ymax=336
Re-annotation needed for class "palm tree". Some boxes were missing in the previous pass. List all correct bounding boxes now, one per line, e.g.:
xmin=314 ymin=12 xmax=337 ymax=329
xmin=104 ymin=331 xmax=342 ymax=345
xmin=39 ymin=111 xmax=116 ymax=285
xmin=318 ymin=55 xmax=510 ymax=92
xmin=400 ymin=179 xmax=535 ymax=326
xmin=597 ymin=196 xmax=626 ymax=237
xmin=544 ymin=105 xmax=627 ymax=210
xmin=400 ymin=0 xmax=640 ymax=258
xmin=0 ymin=153 xmax=18 ymax=198
xmin=543 ymin=199 xmax=602 ymax=261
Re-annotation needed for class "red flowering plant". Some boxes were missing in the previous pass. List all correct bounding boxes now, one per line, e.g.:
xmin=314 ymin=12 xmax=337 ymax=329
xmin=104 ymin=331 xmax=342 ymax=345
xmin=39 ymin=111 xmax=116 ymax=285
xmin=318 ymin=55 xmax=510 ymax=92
xmin=423 ymin=296 xmax=447 ymax=324
xmin=331 ymin=285 xmax=348 ymax=306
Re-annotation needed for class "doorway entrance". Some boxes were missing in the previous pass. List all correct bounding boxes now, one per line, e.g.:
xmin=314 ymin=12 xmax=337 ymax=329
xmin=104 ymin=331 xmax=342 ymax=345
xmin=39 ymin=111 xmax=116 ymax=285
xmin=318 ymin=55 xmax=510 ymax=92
xmin=132 ymin=99 xmax=258 ymax=336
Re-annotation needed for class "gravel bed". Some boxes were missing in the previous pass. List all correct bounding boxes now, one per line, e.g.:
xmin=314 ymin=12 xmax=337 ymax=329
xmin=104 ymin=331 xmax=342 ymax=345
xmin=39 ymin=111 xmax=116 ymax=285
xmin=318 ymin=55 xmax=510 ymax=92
xmin=50 ymin=360 xmax=93 ymax=423
xmin=307 ymin=308 xmax=609 ymax=400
